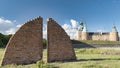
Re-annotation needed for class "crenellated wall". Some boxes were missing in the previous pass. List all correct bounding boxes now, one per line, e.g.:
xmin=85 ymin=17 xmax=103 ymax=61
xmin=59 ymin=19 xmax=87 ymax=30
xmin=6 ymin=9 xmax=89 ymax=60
xmin=74 ymin=31 xmax=119 ymax=41
xmin=89 ymin=32 xmax=110 ymax=41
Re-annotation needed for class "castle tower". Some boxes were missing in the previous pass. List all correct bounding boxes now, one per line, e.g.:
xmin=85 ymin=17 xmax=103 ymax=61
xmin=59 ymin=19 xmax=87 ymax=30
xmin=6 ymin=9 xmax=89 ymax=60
xmin=109 ymin=25 xmax=119 ymax=41
xmin=81 ymin=23 xmax=88 ymax=40
xmin=75 ymin=21 xmax=84 ymax=40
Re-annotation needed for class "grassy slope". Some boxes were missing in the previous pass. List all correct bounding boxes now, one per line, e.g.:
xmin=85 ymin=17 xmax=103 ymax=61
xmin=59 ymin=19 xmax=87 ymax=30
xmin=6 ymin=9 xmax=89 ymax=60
xmin=51 ymin=48 xmax=120 ymax=68
xmin=0 ymin=48 xmax=120 ymax=68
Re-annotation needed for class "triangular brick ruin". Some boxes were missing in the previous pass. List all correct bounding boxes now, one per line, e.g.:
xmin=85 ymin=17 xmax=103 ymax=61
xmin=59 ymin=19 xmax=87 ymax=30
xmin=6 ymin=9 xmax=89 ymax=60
xmin=47 ymin=18 xmax=76 ymax=62
xmin=1 ymin=16 xmax=43 ymax=65
xmin=1 ymin=17 xmax=76 ymax=66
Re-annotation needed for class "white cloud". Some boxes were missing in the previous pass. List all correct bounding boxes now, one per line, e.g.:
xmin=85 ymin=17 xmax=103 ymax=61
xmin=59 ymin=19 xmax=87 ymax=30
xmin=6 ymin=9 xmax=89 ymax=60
xmin=70 ymin=19 xmax=78 ymax=28
xmin=0 ymin=18 xmax=12 ymax=24
xmin=62 ymin=19 xmax=78 ymax=39
xmin=5 ymin=28 xmax=16 ymax=34
xmin=62 ymin=24 xmax=71 ymax=30
xmin=0 ymin=17 xmax=21 ymax=35
xmin=16 ymin=24 xmax=22 ymax=28
xmin=43 ymin=24 xmax=47 ymax=39
xmin=0 ymin=19 xmax=13 ymax=31
xmin=5 ymin=24 xmax=22 ymax=34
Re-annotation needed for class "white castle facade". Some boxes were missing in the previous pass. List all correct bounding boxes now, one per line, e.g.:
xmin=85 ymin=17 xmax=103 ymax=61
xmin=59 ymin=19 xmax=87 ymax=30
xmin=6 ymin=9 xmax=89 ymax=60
xmin=74 ymin=21 xmax=119 ymax=41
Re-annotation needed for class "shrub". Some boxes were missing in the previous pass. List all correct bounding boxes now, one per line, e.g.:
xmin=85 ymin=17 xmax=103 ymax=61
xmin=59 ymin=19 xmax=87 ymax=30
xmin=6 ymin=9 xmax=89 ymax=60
xmin=36 ymin=60 xmax=43 ymax=68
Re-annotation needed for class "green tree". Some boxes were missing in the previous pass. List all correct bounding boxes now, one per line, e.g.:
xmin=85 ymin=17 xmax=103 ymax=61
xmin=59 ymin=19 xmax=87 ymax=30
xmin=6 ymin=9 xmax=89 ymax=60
xmin=43 ymin=39 xmax=47 ymax=48
xmin=0 ymin=33 xmax=12 ymax=47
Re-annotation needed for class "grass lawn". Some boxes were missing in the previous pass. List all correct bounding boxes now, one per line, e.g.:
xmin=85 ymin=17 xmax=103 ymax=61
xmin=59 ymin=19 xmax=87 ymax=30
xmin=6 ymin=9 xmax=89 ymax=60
xmin=72 ymin=40 xmax=120 ymax=44
xmin=0 ymin=48 xmax=120 ymax=68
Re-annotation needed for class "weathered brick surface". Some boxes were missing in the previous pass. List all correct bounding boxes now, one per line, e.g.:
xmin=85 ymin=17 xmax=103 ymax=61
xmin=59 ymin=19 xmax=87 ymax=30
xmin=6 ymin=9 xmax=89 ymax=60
xmin=47 ymin=18 xmax=76 ymax=62
xmin=1 ymin=17 xmax=43 ymax=65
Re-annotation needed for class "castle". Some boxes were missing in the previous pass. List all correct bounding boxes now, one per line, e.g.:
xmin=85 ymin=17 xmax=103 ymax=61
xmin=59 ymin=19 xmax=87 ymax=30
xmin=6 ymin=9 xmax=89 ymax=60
xmin=74 ymin=21 xmax=119 ymax=41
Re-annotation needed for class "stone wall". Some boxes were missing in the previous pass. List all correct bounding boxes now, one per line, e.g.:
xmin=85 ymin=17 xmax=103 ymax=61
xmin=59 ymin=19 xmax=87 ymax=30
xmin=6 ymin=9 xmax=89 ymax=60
xmin=74 ymin=31 xmax=82 ymax=40
xmin=47 ymin=18 xmax=76 ymax=62
xmin=74 ymin=32 xmax=117 ymax=41
xmin=1 ymin=17 xmax=43 ymax=65
xmin=109 ymin=32 xmax=119 ymax=41
xmin=81 ymin=32 xmax=88 ymax=40
xmin=89 ymin=34 xmax=109 ymax=41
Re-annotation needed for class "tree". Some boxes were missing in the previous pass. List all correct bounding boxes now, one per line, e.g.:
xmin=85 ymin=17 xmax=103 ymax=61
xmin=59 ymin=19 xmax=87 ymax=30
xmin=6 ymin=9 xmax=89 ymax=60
xmin=0 ymin=33 xmax=12 ymax=48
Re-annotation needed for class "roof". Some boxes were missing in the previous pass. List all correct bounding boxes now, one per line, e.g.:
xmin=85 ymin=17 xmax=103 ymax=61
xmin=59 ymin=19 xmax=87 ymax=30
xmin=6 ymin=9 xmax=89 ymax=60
xmin=111 ymin=25 xmax=118 ymax=32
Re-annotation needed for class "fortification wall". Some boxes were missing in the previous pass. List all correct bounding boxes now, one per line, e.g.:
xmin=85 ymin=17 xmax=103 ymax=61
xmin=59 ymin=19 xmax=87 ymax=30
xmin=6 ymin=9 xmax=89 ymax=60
xmin=81 ymin=32 xmax=88 ymax=40
xmin=89 ymin=34 xmax=109 ymax=41
xmin=109 ymin=32 xmax=119 ymax=41
xmin=75 ymin=30 xmax=119 ymax=41
xmin=75 ymin=31 xmax=82 ymax=40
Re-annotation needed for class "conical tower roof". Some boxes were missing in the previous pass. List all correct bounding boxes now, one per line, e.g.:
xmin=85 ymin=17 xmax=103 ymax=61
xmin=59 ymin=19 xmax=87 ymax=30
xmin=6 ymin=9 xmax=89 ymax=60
xmin=77 ymin=21 xmax=84 ymax=31
xmin=111 ymin=25 xmax=118 ymax=32
xmin=83 ymin=23 xmax=87 ymax=32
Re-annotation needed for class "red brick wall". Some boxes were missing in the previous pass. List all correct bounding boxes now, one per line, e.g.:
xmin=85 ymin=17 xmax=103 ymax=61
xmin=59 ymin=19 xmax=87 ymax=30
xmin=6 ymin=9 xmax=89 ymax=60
xmin=47 ymin=18 xmax=76 ymax=62
xmin=1 ymin=17 xmax=43 ymax=65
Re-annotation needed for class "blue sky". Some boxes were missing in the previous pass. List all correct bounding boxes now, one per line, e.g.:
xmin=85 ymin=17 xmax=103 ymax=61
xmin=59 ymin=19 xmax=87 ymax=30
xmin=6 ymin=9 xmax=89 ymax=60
xmin=0 ymin=0 xmax=120 ymax=38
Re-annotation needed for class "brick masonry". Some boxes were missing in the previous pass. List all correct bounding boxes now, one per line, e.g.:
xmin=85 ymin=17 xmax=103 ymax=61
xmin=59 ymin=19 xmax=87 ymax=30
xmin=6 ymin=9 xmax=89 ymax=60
xmin=1 ymin=16 xmax=43 ymax=65
xmin=47 ymin=18 xmax=76 ymax=62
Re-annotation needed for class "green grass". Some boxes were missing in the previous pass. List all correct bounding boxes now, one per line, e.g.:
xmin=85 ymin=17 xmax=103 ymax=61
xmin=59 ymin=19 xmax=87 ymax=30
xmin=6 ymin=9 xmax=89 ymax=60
xmin=1 ymin=48 xmax=120 ymax=68
xmin=72 ymin=40 xmax=120 ymax=44
xmin=0 ymin=48 xmax=5 ymax=61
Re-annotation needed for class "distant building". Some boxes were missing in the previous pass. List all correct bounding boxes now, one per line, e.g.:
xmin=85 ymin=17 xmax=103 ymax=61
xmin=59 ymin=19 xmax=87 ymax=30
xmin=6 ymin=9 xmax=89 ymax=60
xmin=74 ymin=21 xmax=119 ymax=41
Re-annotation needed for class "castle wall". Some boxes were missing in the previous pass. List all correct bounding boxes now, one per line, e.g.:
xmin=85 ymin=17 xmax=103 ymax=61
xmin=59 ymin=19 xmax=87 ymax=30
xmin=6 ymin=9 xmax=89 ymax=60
xmin=109 ymin=32 xmax=119 ymax=41
xmin=75 ymin=24 xmax=119 ymax=41
xmin=100 ymin=34 xmax=109 ymax=40
xmin=89 ymin=33 xmax=109 ymax=41
xmin=82 ymin=32 xmax=88 ymax=40
xmin=75 ymin=31 xmax=82 ymax=40
xmin=75 ymin=32 xmax=115 ymax=41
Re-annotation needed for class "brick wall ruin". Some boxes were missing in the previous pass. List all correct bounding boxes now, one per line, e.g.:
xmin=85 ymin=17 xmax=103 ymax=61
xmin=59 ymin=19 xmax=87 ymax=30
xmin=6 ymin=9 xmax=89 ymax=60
xmin=1 ymin=16 xmax=43 ymax=65
xmin=47 ymin=18 xmax=76 ymax=62
xmin=1 ymin=17 xmax=76 ymax=66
